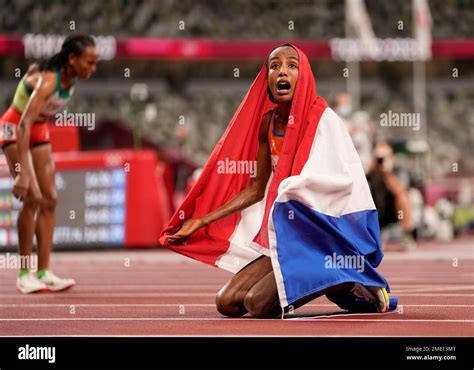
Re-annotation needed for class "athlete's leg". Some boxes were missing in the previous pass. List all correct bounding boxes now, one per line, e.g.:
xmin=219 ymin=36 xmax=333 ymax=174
xmin=215 ymin=255 xmax=273 ymax=317
xmin=3 ymin=143 xmax=42 ymax=264
xmin=244 ymin=270 xmax=354 ymax=318
xmin=30 ymin=143 xmax=57 ymax=271
xmin=29 ymin=142 xmax=74 ymax=291
xmin=243 ymin=270 xmax=280 ymax=318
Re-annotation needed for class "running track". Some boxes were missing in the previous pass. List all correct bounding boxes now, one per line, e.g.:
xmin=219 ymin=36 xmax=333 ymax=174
xmin=0 ymin=236 xmax=472 ymax=336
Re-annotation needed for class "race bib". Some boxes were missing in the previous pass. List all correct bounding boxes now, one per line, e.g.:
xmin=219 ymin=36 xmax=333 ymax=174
xmin=0 ymin=121 xmax=17 ymax=140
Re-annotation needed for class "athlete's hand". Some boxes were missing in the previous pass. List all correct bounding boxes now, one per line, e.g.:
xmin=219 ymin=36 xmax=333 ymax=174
xmin=12 ymin=173 xmax=29 ymax=201
xmin=166 ymin=218 xmax=205 ymax=245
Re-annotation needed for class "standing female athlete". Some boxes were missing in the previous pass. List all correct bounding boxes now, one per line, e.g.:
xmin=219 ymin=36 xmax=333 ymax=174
xmin=0 ymin=35 xmax=99 ymax=293
xmin=165 ymin=45 xmax=391 ymax=318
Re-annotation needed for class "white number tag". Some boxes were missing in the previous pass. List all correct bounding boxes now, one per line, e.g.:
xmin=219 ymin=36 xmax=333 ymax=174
xmin=0 ymin=121 xmax=17 ymax=140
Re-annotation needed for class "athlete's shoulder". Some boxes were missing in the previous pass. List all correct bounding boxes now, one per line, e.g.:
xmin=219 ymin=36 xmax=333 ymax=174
xmin=28 ymin=70 xmax=56 ymax=97
xmin=39 ymin=70 xmax=57 ymax=86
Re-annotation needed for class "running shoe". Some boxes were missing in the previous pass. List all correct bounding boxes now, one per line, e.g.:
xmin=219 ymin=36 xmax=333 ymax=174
xmin=16 ymin=272 xmax=47 ymax=294
xmin=38 ymin=270 xmax=76 ymax=292
xmin=400 ymin=232 xmax=417 ymax=251
xmin=350 ymin=283 xmax=390 ymax=313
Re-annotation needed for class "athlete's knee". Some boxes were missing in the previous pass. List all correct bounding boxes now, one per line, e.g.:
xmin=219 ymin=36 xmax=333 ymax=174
xmin=22 ymin=194 xmax=42 ymax=211
xmin=40 ymin=191 xmax=57 ymax=212
xmin=244 ymin=289 xmax=279 ymax=318
xmin=215 ymin=287 xmax=246 ymax=318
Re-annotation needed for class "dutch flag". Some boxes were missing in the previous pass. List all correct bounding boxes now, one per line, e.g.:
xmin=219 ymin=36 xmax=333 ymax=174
xmin=160 ymin=44 xmax=391 ymax=310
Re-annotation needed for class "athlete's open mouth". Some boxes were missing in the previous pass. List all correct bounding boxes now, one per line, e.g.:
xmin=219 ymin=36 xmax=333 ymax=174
xmin=276 ymin=80 xmax=291 ymax=94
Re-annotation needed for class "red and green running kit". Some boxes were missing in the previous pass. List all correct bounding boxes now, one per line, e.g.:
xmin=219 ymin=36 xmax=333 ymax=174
xmin=0 ymin=69 xmax=76 ymax=148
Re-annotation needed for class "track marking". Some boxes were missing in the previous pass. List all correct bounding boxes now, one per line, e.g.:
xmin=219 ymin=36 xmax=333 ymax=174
xmin=0 ymin=334 xmax=469 ymax=338
xmin=390 ymin=293 xmax=474 ymax=297
xmin=0 ymin=317 xmax=472 ymax=323
xmin=0 ymin=292 xmax=472 ymax=298
xmin=0 ymin=303 xmax=472 ymax=308
xmin=0 ymin=293 xmax=217 ymax=297
xmin=0 ymin=284 xmax=222 ymax=290
xmin=285 ymin=318 xmax=474 ymax=323
xmin=0 ymin=286 xmax=471 ymax=294
xmin=2 ymin=334 xmax=470 ymax=338
xmin=4 ymin=284 xmax=470 ymax=292
xmin=393 ymin=285 xmax=474 ymax=293
xmin=1 ymin=283 xmax=472 ymax=290
xmin=0 ymin=303 xmax=215 ymax=307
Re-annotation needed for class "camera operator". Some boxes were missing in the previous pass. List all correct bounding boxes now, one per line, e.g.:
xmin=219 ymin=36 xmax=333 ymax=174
xmin=367 ymin=142 xmax=417 ymax=250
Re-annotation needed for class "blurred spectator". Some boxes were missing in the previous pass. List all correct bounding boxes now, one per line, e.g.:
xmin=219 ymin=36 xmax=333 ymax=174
xmin=186 ymin=167 xmax=202 ymax=194
xmin=435 ymin=198 xmax=455 ymax=241
xmin=333 ymin=92 xmax=353 ymax=120
xmin=366 ymin=142 xmax=417 ymax=250
xmin=333 ymin=92 xmax=375 ymax=173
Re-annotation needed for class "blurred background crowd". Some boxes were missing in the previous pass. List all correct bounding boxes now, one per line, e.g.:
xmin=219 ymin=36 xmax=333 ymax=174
xmin=1 ymin=0 xmax=473 ymax=37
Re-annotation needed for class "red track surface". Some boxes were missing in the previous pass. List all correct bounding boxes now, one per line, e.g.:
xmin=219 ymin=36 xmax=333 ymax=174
xmin=0 ymin=236 xmax=473 ymax=336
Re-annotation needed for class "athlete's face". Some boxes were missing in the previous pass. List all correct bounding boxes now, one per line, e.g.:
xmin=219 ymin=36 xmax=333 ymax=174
xmin=69 ymin=46 xmax=99 ymax=80
xmin=267 ymin=46 xmax=299 ymax=104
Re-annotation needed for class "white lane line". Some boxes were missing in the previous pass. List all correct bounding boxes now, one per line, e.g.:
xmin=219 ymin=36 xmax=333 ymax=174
xmin=0 ymin=288 xmax=471 ymax=295
xmin=393 ymin=286 xmax=474 ymax=293
xmin=0 ymin=318 xmax=273 ymax=322
xmin=0 ymin=284 xmax=471 ymax=292
xmin=0 ymin=293 xmax=217 ymax=297
xmin=0 ymin=293 xmax=473 ymax=298
xmin=0 ymin=304 xmax=472 ymax=308
xmin=285 ymin=319 xmax=474 ymax=323
xmin=0 ymin=284 xmax=471 ymax=291
xmin=0 ymin=303 xmax=215 ymax=307
xmin=390 ymin=294 xmax=474 ymax=296
xmin=3 ymin=335 xmax=466 ymax=338
xmin=0 ymin=317 xmax=472 ymax=323
xmin=0 ymin=284 xmax=222 ymax=290
xmin=386 ymin=276 xmax=474 ymax=282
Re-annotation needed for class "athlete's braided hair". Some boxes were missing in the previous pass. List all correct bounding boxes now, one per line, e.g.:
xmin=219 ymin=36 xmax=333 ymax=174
xmin=38 ymin=35 xmax=96 ymax=71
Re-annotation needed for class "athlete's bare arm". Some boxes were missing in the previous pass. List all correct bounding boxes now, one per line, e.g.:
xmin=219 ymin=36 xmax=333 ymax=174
xmin=167 ymin=112 xmax=273 ymax=244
